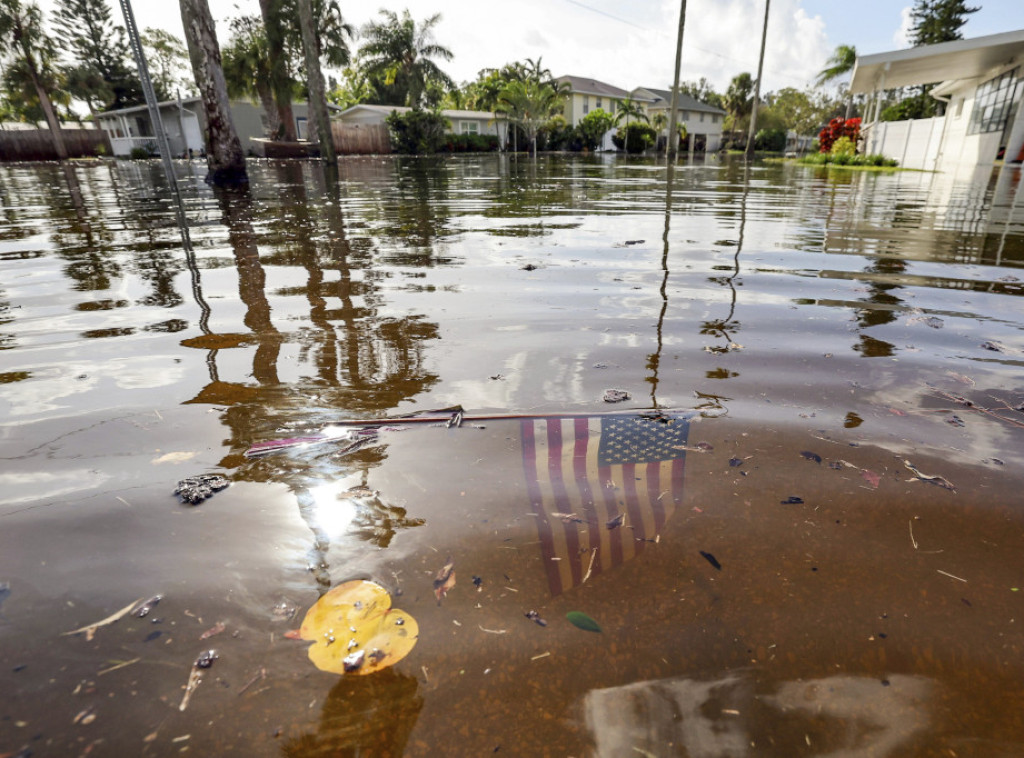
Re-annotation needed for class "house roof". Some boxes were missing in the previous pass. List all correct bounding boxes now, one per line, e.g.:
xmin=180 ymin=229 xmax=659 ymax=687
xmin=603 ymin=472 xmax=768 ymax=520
xmin=632 ymin=87 xmax=726 ymax=114
xmin=96 ymin=98 xmax=339 ymax=117
xmin=556 ymin=75 xmax=631 ymax=99
xmin=850 ymin=28 xmax=1024 ymax=93
xmin=337 ymin=104 xmax=496 ymax=120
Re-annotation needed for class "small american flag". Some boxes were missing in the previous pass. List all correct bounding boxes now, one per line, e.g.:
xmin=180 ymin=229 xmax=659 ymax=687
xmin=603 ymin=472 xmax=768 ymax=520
xmin=522 ymin=413 xmax=691 ymax=596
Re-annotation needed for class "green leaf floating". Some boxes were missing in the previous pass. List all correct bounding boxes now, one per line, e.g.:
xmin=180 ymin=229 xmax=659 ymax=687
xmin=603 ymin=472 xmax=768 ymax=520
xmin=566 ymin=611 xmax=602 ymax=633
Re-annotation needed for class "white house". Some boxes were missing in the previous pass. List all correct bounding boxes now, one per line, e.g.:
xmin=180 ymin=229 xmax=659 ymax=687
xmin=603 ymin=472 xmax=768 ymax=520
xmin=850 ymin=29 xmax=1024 ymax=172
xmin=631 ymin=87 xmax=727 ymax=152
xmin=95 ymin=98 xmax=331 ymax=157
xmin=336 ymin=104 xmax=506 ymax=141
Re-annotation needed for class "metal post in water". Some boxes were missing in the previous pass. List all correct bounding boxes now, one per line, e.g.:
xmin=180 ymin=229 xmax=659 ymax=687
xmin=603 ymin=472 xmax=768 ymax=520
xmin=118 ymin=0 xmax=178 ymax=189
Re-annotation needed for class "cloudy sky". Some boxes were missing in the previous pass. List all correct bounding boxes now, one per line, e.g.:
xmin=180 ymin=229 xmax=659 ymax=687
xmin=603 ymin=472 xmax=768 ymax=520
xmin=37 ymin=0 xmax=1024 ymax=93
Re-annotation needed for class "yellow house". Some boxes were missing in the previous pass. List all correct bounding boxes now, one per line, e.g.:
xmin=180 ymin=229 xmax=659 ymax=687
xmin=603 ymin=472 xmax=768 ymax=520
xmin=556 ymin=75 xmax=633 ymax=125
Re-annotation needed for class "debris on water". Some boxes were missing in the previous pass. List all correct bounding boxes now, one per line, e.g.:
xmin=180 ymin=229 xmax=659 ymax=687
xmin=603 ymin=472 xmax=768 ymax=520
xmin=174 ymin=474 xmax=230 ymax=505
xmin=606 ymin=513 xmax=625 ymax=530
xmin=144 ymin=631 xmax=162 ymax=642
xmin=904 ymin=460 xmax=956 ymax=492
xmin=861 ymin=469 xmax=881 ymax=489
xmin=63 ymin=597 xmax=143 ymax=641
xmin=593 ymin=363 xmax=608 ymax=369
xmin=946 ymin=371 xmax=975 ymax=386
xmin=0 ymin=581 xmax=9 ymax=612
xmin=947 ymin=415 xmax=965 ymax=427
xmin=199 ymin=622 xmax=226 ymax=640
xmin=195 ymin=650 xmax=218 ymax=668
xmin=524 ymin=610 xmax=547 ymax=627
xmin=728 ymin=457 xmax=743 ymax=467
xmin=238 ymin=667 xmax=267 ymax=695
xmin=551 ymin=512 xmax=584 ymax=523
xmin=603 ymin=389 xmax=630 ymax=403
xmin=294 ymin=581 xmax=418 ymax=675
xmin=781 ymin=496 xmax=804 ymax=504
xmin=343 ymin=649 xmax=366 ymax=672
xmin=566 ymin=611 xmax=602 ymax=633
xmin=921 ymin=316 xmax=944 ymax=329
xmin=489 ymin=374 xmax=504 ymax=380
xmin=624 ymin=239 xmax=645 ymax=245
xmin=434 ymin=557 xmax=456 ymax=604
xmin=700 ymin=551 xmax=722 ymax=570
xmin=271 ymin=601 xmax=297 ymax=622
xmin=134 ymin=595 xmax=162 ymax=618
xmin=521 ymin=263 xmax=538 ymax=271
xmin=179 ymin=651 xmax=217 ymax=712
xmin=801 ymin=451 xmax=822 ymax=464
xmin=980 ymin=340 xmax=1006 ymax=352
xmin=472 ymin=575 xmax=483 ymax=590
xmin=828 ymin=461 xmax=843 ymax=470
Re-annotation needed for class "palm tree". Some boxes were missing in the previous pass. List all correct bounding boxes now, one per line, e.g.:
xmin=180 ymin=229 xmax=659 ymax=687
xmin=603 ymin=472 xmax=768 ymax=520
xmin=358 ymin=9 xmax=454 ymax=108
xmin=0 ymin=0 xmax=67 ymax=158
xmin=816 ymin=44 xmax=857 ymax=86
xmin=296 ymin=0 xmax=333 ymax=161
xmin=816 ymin=44 xmax=857 ymax=118
xmin=222 ymin=16 xmax=279 ymax=136
xmin=497 ymin=79 xmax=561 ymax=157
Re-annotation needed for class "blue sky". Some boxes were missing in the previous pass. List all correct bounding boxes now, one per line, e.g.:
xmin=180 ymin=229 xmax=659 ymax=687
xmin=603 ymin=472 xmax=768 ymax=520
xmin=36 ymin=0 xmax=1024 ymax=94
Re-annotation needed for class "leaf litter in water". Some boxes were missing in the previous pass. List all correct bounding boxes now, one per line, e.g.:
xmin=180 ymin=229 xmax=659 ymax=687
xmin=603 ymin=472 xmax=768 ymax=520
xmin=566 ymin=611 xmax=602 ymax=633
xmin=433 ymin=557 xmax=456 ymax=605
xmin=292 ymin=580 xmax=418 ymax=676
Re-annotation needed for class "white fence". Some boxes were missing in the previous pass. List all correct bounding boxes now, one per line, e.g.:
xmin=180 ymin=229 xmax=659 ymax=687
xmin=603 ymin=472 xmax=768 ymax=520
xmin=864 ymin=117 xmax=944 ymax=171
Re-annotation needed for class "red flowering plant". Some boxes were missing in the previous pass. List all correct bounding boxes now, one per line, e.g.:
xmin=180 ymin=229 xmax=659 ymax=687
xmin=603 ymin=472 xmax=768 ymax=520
xmin=818 ymin=117 xmax=862 ymax=153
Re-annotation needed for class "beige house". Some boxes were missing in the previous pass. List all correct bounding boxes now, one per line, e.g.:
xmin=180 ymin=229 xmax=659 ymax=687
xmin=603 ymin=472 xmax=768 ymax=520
xmin=336 ymin=104 xmax=505 ymax=140
xmin=631 ymin=87 xmax=727 ymax=152
xmin=850 ymin=29 xmax=1024 ymax=171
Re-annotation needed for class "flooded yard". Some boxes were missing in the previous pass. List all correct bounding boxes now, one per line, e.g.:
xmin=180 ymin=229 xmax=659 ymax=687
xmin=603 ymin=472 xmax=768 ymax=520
xmin=2 ymin=154 xmax=1024 ymax=756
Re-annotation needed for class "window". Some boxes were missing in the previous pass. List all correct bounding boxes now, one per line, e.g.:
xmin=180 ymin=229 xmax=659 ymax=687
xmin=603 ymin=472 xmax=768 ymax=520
xmin=712 ymin=114 xmax=718 ymax=124
xmin=968 ymin=67 xmax=1023 ymax=135
xmin=681 ymin=110 xmax=688 ymax=121
xmin=596 ymin=97 xmax=602 ymax=110
xmin=583 ymin=95 xmax=590 ymax=114
xmin=460 ymin=121 xmax=479 ymax=135
xmin=700 ymin=112 xmax=705 ymax=122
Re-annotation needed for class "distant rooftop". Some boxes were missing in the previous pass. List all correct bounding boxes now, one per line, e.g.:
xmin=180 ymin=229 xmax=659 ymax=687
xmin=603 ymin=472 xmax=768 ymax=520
xmin=556 ymin=75 xmax=631 ymax=100
xmin=634 ymin=87 xmax=726 ymax=114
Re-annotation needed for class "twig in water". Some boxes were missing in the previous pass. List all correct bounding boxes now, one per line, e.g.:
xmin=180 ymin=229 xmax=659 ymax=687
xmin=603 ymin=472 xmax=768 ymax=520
xmin=238 ymin=667 xmax=267 ymax=696
xmin=63 ymin=598 xmax=143 ymax=641
xmin=909 ymin=520 xmax=918 ymax=550
xmin=98 ymin=657 xmax=141 ymax=676
xmin=531 ymin=651 xmax=551 ymax=661
xmin=478 ymin=625 xmax=507 ymax=634
xmin=937 ymin=569 xmax=967 ymax=583
xmin=582 ymin=548 xmax=598 ymax=584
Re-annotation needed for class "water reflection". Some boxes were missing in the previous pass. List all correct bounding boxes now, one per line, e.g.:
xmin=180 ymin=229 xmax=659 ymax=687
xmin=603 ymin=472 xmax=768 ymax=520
xmin=583 ymin=673 xmax=932 ymax=757
xmin=282 ymin=669 xmax=423 ymax=757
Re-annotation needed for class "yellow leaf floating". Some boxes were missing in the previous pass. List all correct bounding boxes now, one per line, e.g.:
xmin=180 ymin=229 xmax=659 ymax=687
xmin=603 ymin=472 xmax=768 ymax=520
xmin=296 ymin=580 xmax=418 ymax=675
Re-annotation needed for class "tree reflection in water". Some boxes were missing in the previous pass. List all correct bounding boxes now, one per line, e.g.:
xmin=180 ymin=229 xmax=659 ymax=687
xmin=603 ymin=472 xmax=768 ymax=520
xmin=176 ymin=162 xmax=440 ymax=592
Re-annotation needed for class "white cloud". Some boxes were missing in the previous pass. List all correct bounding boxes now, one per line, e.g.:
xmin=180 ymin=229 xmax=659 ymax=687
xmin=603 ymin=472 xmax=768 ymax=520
xmin=894 ymin=5 xmax=914 ymax=47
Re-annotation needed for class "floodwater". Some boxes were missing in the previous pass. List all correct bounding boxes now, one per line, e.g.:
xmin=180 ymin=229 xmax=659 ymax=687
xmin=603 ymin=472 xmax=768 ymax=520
xmin=1 ymin=154 xmax=1024 ymax=757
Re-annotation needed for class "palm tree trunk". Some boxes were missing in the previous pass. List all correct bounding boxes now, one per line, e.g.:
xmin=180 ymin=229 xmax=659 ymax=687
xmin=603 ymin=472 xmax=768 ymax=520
xmin=257 ymin=0 xmax=296 ymax=141
xmin=13 ymin=22 xmax=67 ymax=159
xmin=179 ymin=0 xmax=248 ymax=186
xmin=296 ymin=0 xmax=334 ymax=163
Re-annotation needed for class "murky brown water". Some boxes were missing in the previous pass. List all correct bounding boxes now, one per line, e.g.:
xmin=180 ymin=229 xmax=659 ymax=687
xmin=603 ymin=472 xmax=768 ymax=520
xmin=2 ymin=154 xmax=1024 ymax=757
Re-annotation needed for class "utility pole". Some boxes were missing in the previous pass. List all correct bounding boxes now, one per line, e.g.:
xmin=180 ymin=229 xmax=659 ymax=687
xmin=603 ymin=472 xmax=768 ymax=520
xmin=297 ymin=0 xmax=335 ymax=163
xmin=118 ymin=0 xmax=177 ymax=187
xmin=666 ymin=0 xmax=688 ymax=161
xmin=745 ymin=0 xmax=770 ymax=160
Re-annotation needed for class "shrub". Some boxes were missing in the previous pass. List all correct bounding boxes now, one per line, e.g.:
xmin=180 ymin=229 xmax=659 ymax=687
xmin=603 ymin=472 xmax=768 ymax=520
xmin=613 ymin=122 xmax=657 ymax=154
xmin=818 ymin=117 xmax=861 ymax=153
xmin=830 ymin=136 xmax=856 ymax=157
xmin=442 ymin=133 xmax=499 ymax=152
xmin=386 ymin=108 xmax=450 ymax=154
xmin=754 ymin=127 xmax=787 ymax=152
xmin=577 ymin=108 xmax=615 ymax=151
xmin=129 ymin=145 xmax=152 ymax=160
